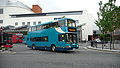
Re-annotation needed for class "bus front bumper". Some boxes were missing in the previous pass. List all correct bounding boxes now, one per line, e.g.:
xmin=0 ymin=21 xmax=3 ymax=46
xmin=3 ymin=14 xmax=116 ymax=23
xmin=56 ymin=47 xmax=79 ymax=51
xmin=56 ymin=44 xmax=79 ymax=51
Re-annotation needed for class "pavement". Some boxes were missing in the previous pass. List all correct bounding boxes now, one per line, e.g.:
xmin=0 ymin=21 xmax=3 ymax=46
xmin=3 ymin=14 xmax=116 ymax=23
xmin=86 ymin=46 xmax=120 ymax=53
xmin=80 ymin=42 xmax=120 ymax=53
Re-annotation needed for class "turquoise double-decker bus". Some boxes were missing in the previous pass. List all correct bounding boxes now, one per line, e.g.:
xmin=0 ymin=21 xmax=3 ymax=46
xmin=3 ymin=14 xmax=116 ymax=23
xmin=26 ymin=18 xmax=79 ymax=51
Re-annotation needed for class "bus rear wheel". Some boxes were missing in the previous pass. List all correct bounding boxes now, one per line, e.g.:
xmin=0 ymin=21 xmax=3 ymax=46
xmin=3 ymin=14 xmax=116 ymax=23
xmin=32 ymin=45 xmax=36 ymax=50
xmin=51 ymin=45 xmax=56 ymax=52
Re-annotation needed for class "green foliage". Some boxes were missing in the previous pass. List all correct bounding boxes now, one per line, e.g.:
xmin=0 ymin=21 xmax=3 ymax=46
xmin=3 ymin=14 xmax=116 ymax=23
xmin=99 ymin=34 xmax=106 ymax=38
xmin=95 ymin=0 xmax=120 ymax=33
xmin=99 ymin=34 xmax=111 ymax=41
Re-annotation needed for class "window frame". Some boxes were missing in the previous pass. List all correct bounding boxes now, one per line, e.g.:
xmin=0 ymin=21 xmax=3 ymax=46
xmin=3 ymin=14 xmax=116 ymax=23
xmin=31 ymin=26 xmax=37 ymax=31
xmin=22 ymin=22 xmax=25 ymax=26
xmin=27 ymin=22 xmax=30 ymax=25
xmin=15 ymin=22 xmax=18 ymax=26
xmin=37 ymin=25 xmax=41 ymax=30
xmin=30 ymin=36 xmax=48 ymax=42
xmin=41 ymin=36 xmax=48 ymax=42
xmin=0 ymin=9 xmax=3 ymax=14
xmin=33 ymin=21 xmax=36 ymax=25
xmin=58 ymin=34 xmax=65 ymax=42
xmin=38 ymin=21 xmax=41 ymax=24
xmin=0 ymin=20 xmax=3 ymax=24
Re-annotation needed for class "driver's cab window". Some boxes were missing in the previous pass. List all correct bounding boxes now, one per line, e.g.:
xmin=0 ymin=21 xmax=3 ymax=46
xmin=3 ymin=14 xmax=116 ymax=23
xmin=58 ymin=34 xmax=65 ymax=42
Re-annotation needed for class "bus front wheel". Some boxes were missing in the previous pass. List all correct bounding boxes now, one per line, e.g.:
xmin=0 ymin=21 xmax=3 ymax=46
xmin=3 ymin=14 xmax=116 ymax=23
xmin=51 ymin=45 xmax=56 ymax=52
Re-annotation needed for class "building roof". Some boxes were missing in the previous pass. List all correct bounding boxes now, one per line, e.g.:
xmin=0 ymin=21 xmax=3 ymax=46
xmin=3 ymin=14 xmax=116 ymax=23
xmin=0 ymin=0 xmax=31 ymax=10
xmin=10 ymin=11 xmax=83 ymax=18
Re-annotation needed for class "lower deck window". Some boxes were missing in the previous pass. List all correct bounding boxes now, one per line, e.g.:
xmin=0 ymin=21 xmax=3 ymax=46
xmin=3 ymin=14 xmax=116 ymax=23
xmin=30 ymin=36 xmax=48 ymax=42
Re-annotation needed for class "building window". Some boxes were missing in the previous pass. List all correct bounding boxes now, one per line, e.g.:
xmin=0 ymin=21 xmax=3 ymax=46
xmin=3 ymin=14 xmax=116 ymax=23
xmin=22 ymin=22 xmax=25 ymax=26
xmin=15 ymin=22 xmax=18 ymax=26
xmin=0 ymin=20 xmax=3 ymax=23
xmin=38 ymin=21 xmax=41 ymax=24
xmin=0 ymin=9 xmax=3 ymax=14
xmin=33 ymin=22 xmax=36 ymax=25
xmin=27 ymin=22 xmax=30 ymax=26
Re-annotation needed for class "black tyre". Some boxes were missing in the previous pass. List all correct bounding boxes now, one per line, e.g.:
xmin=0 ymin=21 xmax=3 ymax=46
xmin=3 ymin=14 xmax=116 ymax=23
xmin=51 ymin=45 xmax=56 ymax=52
xmin=32 ymin=45 xmax=36 ymax=50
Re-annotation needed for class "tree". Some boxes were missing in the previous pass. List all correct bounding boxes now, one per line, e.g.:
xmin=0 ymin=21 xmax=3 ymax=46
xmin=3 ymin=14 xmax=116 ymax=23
xmin=95 ymin=0 xmax=120 ymax=49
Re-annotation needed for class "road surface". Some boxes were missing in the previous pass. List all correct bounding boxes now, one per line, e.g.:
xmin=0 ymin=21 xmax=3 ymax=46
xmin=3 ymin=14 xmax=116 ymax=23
xmin=0 ymin=44 xmax=120 ymax=68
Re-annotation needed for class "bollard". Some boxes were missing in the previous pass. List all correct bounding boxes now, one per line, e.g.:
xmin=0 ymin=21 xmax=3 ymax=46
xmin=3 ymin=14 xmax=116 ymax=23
xmin=91 ymin=41 xmax=94 ymax=47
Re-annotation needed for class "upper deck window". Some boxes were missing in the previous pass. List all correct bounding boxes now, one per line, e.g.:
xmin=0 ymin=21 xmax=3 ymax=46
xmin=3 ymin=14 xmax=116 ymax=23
xmin=29 ymin=18 xmax=76 ymax=31
xmin=49 ymin=22 xmax=58 ymax=28
xmin=37 ymin=25 xmax=41 ymax=30
xmin=58 ymin=19 xmax=76 ymax=27
xmin=32 ymin=27 xmax=37 ymax=31
xmin=42 ymin=24 xmax=50 ymax=29
xmin=66 ymin=19 xmax=76 ymax=27
xmin=58 ymin=20 xmax=65 ymax=27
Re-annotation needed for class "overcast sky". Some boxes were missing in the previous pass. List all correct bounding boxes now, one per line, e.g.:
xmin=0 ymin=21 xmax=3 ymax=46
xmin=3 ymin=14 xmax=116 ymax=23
xmin=17 ymin=0 xmax=120 ymax=20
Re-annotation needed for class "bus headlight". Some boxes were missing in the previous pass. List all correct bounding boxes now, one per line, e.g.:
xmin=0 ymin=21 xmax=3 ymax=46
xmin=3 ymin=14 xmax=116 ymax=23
xmin=66 ymin=46 xmax=71 ymax=48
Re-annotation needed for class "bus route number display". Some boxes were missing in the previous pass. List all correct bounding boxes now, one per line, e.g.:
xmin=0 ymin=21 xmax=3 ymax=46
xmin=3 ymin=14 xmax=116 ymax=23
xmin=68 ymin=28 xmax=76 ymax=32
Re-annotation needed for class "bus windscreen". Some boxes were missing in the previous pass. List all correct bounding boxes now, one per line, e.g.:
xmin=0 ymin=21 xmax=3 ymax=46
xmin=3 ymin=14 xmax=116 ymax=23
xmin=66 ymin=33 xmax=77 ymax=44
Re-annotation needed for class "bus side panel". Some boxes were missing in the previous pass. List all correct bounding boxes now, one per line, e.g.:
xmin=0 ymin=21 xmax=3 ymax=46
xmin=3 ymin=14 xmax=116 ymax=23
xmin=39 ymin=28 xmax=58 ymax=49
xmin=26 ymin=28 xmax=73 ymax=51
xmin=48 ymin=29 xmax=58 ymax=47
xmin=26 ymin=32 xmax=33 ymax=48
xmin=49 ymin=28 xmax=66 ymax=49
xmin=34 ymin=28 xmax=59 ymax=50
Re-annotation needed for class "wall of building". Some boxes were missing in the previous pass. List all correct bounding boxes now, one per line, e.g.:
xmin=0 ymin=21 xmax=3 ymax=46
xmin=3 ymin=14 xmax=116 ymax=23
xmin=0 ymin=0 xmax=34 ymax=27
xmin=0 ymin=6 xmax=34 ymax=26
xmin=10 ymin=11 xmax=94 ymax=41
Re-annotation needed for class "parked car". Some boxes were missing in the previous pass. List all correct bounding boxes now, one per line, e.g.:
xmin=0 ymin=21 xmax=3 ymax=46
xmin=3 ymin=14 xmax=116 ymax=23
xmin=95 ymin=38 xmax=108 ymax=44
